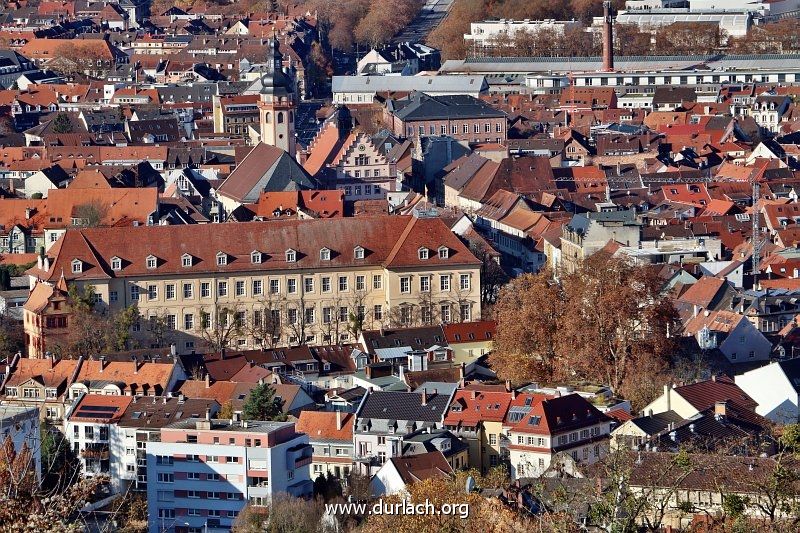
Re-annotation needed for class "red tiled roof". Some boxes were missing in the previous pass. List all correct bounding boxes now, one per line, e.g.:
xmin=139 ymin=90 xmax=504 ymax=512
xmin=674 ymin=376 xmax=757 ymax=412
xmin=32 ymin=215 xmax=479 ymax=283
xmin=442 ymin=320 xmax=495 ymax=344
xmin=677 ymin=276 xmax=728 ymax=308
xmin=389 ymin=450 xmax=452 ymax=485
xmin=296 ymin=411 xmax=354 ymax=442
xmin=68 ymin=394 xmax=132 ymax=422
xmin=444 ymin=388 xmax=512 ymax=426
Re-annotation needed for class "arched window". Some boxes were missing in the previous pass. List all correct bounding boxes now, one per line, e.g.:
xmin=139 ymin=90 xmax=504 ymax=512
xmin=277 ymin=112 xmax=284 ymax=124
xmin=264 ymin=112 xmax=271 ymax=124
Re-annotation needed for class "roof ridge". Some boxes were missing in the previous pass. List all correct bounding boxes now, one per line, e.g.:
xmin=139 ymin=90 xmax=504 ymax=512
xmin=383 ymin=216 xmax=418 ymax=266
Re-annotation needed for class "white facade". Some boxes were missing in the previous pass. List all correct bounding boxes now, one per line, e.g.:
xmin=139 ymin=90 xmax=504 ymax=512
xmin=464 ymin=19 xmax=583 ymax=50
xmin=735 ymin=362 xmax=800 ymax=424
xmin=0 ymin=405 xmax=41 ymax=481
xmin=507 ymin=421 xmax=611 ymax=479
xmin=146 ymin=419 xmax=312 ymax=533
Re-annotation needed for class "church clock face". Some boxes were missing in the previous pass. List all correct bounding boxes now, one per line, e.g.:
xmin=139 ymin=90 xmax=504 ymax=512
xmin=358 ymin=144 xmax=366 ymax=151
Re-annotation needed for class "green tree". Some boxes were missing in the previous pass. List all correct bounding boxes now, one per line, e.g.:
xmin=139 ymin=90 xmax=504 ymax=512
xmin=242 ymin=383 xmax=287 ymax=422
xmin=219 ymin=400 xmax=234 ymax=420
xmin=106 ymin=304 xmax=140 ymax=351
xmin=780 ymin=424 xmax=800 ymax=452
xmin=51 ymin=113 xmax=73 ymax=134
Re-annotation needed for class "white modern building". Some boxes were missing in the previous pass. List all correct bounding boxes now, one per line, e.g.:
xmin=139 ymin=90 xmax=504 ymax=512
xmin=464 ymin=19 xmax=583 ymax=53
xmin=332 ymin=75 xmax=488 ymax=104
xmin=0 ymin=404 xmax=41 ymax=481
xmin=735 ymin=359 xmax=800 ymax=424
xmin=146 ymin=416 xmax=312 ymax=533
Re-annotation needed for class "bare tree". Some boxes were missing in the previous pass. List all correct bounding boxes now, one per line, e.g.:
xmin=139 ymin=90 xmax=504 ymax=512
xmin=197 ymin=303 xmax=244 ymax=353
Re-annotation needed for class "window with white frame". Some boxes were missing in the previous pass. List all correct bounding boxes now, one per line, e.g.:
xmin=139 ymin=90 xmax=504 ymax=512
xmin=216 ymin=252 xmax=227 ymax=266
xmin=400 ymin=276 xmax=410 ymax=293
xmin=146 ymin=255 xmax=157 ymax=269
xmin=440 ymin=275 xmax=450 ymax=291
xmin=438 ymin=246 xmax=449 ymax=259
xmin=286 ymin=249 xmax=296 ymax=262
xmin=71 ymin=259 xmax=82 ymax=273
xmin=251 ymin=251 xmax=261 ymax=264
xmin=460 ymin=274 xmax=470 ymax=291
xmin=110 ymin=257 xmax=121 ymax=270
xmin=354 ymin=246 xmax=364 ymax=259
xmin=181 ymin=254 xmax=192 ymax=267
xmin=420 ymin=276 xmax=430 ymax=292
xmin=418 ymin=247 xmax=429 ymax=260
xmin=183 ymin=283 xmax=193 ymax=299
xmin=320 ymin=248 xmax=331 ymax=261
xmin=253 ymin=279 xmax=263 ymax=295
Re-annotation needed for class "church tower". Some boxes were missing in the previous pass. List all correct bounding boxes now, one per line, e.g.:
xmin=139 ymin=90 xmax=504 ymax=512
xmin=258 ymin=39 xmax=296 ymax=157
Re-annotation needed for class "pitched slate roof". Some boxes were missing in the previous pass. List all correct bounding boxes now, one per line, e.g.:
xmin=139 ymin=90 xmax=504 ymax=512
xmin=358 ymin=390 xmax=451 ymax=423
xmin=391 ymin=92 xmax=505 ymax=121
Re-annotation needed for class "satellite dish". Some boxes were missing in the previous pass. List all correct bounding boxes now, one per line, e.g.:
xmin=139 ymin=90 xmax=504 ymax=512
xmin=465 ymin=475 xmax=476 ymax=494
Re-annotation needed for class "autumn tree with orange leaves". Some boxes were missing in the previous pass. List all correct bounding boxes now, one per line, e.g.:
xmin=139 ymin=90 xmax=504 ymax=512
xmin=491 ymin=252 xmax=678 ymax=409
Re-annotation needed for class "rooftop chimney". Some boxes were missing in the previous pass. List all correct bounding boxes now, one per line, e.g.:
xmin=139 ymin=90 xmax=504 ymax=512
xmin=205 ymin=371 xmax=210 ymax=388
xmin=601 ymin=1 xmax=614 ymax=73
xmin=505 ymin=379 xmax=511 ymax=393
xmin=459 ymin=361 xmax=465 ymax=381
xmin=336 ymin=410 xmax=343 ymax=431
xmin=421 ymin=389 xmax=428 ymax=406
xmin=205 ymin=407 xmax=211 ymax=421
xmin=714 ymin=401 xmax=727 ymax=418
xmin=99 ymin=356 xmax=106 ymax=373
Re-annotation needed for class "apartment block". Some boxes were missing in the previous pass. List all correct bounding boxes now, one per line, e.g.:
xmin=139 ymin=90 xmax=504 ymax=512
xmin=146 ymin=416 xmax=312 ymax=533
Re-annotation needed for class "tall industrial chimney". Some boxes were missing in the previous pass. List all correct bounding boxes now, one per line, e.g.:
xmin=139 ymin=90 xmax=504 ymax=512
xmin=602 ymin=1 xmax=614 ymax=72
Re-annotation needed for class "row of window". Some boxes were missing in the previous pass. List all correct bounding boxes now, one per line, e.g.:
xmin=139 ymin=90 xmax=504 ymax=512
xmin=84 ymin=246 xmax=375 ymax=274
xmin=400 ymin=274 xmax=470 ymax=293
xmin=409 ymin=122 xmax=504 ymax=136
xmin=131 ymin=274 xmax=387 ymax=302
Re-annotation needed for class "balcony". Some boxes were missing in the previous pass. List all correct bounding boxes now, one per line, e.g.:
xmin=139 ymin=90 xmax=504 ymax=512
xmin=81 ymin=443 xmax=110 ymax=460
xmin=286 ymin=444 xmax=313 ymax=470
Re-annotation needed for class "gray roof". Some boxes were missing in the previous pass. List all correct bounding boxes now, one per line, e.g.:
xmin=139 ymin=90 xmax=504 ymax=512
xmin=440 ymin=54 xmax=800 ymax=75
xmin=630 ymin=410 xmax=684 ymax=435
xmin=332 ymin=75 xmax=487 ymax=94
xmin=357 ymin=390 xmax=451 ymax=425
xmin=166 ymin=417 xmax=295 ymax=434
xmin=392 ymin=92 xmax=506 ymax=121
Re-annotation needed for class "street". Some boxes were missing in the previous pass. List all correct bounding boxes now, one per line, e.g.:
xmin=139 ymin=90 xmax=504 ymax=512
xmin=392 ymin=0 xmax=455 ymax=44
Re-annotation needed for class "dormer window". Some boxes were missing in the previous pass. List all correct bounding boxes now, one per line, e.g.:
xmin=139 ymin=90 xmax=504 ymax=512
xmin=71 ymin=259 xmax=82 ymax=274
xmin=216 ymin=252 xmax=227 ymax=266
xmin=251 ymin=251 xmax=262 ymax=264
xmin=146 ymin=255 xmax=157 ymax=269
xmin=354 ymin=246 xmax=365 ymax=260
xmin=181 ymin=254 xmax=193 ymax=268
xmin=285 ymin=249 xmax=297 ymax=263
xmin=438 ymin=246 xmax=449 ymax=259
xmin=320 ymin=247 xmax=331 ymax=261
xmin=110 ymin=256 xmax=121 ymax=271
xmin=418 ymin=247 xmax=429 ymax=260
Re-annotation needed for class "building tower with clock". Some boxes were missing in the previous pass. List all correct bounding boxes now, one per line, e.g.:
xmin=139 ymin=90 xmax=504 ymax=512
xmin=258 ymin=38 xmax=296 ymax=157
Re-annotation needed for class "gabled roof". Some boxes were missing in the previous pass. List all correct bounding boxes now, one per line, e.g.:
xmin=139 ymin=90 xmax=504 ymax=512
xmin=68 ymin=394 xmax=132 ymax=423
xmin=296 ymin=411 xmax=354 ymax=443
xmin=444 ymin=388 xmax=512 ymax=426
xmin=30 ymin=216 xmax=478 ymax=283
xmin=677 ymin=276 xmax=730 ymax=309
xmin=388 ymin=450 xmax=452 ymax=485
xmin=442 ymin=320 xmax=495 ymax=344
xmin=673 ymin=376 xmax=757 ymax=412
xmin=357 ymin=390 xmax=451 ymax=423
xmin=216 ymin=143 xmax=315 ymax=202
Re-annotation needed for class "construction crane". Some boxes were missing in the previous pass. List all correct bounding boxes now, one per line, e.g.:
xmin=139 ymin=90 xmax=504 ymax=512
xmin=751 ymin=177 xmax=763 ymax=287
